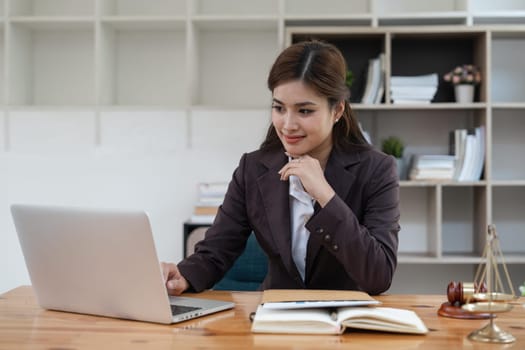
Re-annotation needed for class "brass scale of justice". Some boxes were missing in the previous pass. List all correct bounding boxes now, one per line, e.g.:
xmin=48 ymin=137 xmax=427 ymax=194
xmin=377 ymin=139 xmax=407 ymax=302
xmin=441 ymin=224 xmax=519 ymax=344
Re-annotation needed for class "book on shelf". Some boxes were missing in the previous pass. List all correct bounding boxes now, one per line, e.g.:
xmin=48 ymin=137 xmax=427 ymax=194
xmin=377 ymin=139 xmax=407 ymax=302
xmin=374 ymin=53 xmax=386 ymax=104
xmin=361 ymin=54 xmax=385 ymax=105
xmin=198 ymin=182 xmax=229 ymax=197
xmin=251 ymin=289 xmax=428 ymax=335
xmin=189 ymin=214 xmax=216 ymax=225
xmin=450 ymin=126 xmax=485 ymax=182
xmin=193 ymin=205 xmax=219 ymax=216
xmin=449 ymin=129 xmax=468 ymax=180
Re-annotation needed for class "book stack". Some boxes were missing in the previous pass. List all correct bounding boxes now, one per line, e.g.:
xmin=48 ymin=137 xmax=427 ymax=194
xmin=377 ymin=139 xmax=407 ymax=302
xmin=390 ymin=73 xmax=438 ymax=104
xmin=190 ymin=182 xmax=228 ymax=224
xmin=449 ymin=126 xmax=485 ymax=181
xmin=361 ymin=53 xmax=386 ymax=104
xmin=408 ymin=154 xmax=456 ymax=181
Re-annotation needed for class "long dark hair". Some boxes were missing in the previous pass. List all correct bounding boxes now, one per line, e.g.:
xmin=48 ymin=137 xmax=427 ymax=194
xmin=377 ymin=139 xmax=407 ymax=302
xmin=260 ymin=40 xmax=368 ymax=152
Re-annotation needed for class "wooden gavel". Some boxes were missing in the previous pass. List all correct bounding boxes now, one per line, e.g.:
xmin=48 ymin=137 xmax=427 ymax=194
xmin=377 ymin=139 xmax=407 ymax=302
xmin=447 ymin=281 xmax=487 ymax=306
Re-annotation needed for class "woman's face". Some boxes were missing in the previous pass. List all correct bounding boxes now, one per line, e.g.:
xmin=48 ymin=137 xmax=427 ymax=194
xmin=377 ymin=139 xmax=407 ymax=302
xmin=271 ymin=80 xmax=343 ymax=160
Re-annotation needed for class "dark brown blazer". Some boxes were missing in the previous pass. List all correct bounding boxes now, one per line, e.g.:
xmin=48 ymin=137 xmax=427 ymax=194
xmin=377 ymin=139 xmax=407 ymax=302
xmin=178 ymin=146 xmax=400 ymax=295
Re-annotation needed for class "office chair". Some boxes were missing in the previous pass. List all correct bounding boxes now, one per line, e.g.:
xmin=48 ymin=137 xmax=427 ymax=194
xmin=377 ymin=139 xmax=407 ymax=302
xmin=185 ymin=227 xmax=268 ymax=291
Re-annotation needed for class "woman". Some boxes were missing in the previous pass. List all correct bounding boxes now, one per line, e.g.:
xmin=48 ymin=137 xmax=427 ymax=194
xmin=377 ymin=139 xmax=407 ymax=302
xmin=163 ymin=41 xmax=399 ymax=295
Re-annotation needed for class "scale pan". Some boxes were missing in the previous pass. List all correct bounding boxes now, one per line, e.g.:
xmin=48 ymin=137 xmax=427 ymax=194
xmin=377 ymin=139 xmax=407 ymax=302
xmin=472 ymin=292 xmax=515 ymax=302
xmin=462 ymin=302 xmax=513 ymax=313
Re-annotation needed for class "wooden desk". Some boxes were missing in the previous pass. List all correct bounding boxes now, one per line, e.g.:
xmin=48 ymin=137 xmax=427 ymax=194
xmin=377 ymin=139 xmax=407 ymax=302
xmin=1 ymin=286 xmax=524 ymax=349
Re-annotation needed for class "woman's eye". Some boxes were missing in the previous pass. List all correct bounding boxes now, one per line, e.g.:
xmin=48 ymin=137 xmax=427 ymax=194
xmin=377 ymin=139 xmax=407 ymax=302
xmin=272 ymin=105 xmax=283 ymax=113
xmin=299 ymin=109 xmax=313 ymax=115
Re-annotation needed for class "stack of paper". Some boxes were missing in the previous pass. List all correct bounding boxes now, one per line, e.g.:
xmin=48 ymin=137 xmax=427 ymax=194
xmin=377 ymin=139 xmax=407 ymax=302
xmin=190 ymin=182 xmax=228 ymax=224
xmin=409 ymin=154 xmax=456 ymax=181
xmin=390 ymin=73 xmax=438 ymax=104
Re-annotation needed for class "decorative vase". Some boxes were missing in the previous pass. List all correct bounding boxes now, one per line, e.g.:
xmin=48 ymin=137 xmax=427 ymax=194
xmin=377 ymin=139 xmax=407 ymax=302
xmin=454 ymin=84 xmax=474 ymax=103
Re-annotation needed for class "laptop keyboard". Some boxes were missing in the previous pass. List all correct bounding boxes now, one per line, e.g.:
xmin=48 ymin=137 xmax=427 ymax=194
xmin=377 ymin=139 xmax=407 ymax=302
xmin=171 ymin=304 xmax=202 ymax=316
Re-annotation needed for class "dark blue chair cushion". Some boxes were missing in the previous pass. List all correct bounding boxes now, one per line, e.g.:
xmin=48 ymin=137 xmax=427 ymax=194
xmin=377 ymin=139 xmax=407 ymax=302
xmin=213 ymin=233 xmax=268 ymax=291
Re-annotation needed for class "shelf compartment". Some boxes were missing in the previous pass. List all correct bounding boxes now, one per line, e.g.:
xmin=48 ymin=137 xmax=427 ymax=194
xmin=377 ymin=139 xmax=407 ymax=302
xmin=0 ymin=27 xmax=4 ymax=104
xmin=357 ymin=109 xmax=483 ymax=163
xmin=8 ymin=23 xmax=95 ymax=106
xmin=9 ymin=17 xmax=94 ymax=30
xmin=0 ymin=112 xmax=5 ymax=151
xmin=9 ymin=0 xmax=94 ymax=17
xmin=491 ymin=31 xmax=525 ymax=103
xmin=289 ymin=31 xmax=385 ymax=104
xmin=378 ymin=12 xmax=468 ymax=26
xmin=9 ymin=110 xmax=96 ymax=153
xmin=391 ymin=31 xmax=487 ymax=103
xmin=492 ymin=109 xmax=525 ymax=180
xmin=397 ymin=186 xmax=439 ymax=257
xmin=192 ymin=26 xmax=278 ymax=108
xmin=99 ymin=23 xmax=186 ymax=106
xmin=470 ymin=0 xmax=525 ymax=12
xmin=375 ymin=0 xmax=467 ymax=14
xmin=192 ymin=17 xmax=279 ymax=31
xmin=492 ymin=186 xmax=525 ymax=255
xmin=284 ymin=17 xmax=373 ymax=28
xmin=99 ymin=0 xmax=186 ymax=17
xmin=442 ymin=186 xmax=487 ymax=257
xmin=473 ymin=11 xmax=525 ymax=25
xmin=352 ymin=102 xmax=487 ymax=110
xmin=192 ymin=0 xmax=279 ymax=16
xmin=99 ymin=110 xmax=187 ymax=152
xmin=285 ymin=0 xmax=370 ymax=17
xmin=190 ymin=109 xmax=270 ymax=151
xmin=100 ymin=17 xmax=185 ymax=30
xmin=375 ymin=0 xmax=468 ymax=26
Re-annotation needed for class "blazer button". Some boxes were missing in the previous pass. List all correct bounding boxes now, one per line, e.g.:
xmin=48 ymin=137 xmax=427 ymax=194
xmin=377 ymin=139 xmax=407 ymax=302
xmin=332 ymin=244 xmax=339 ymax=251
xmin=316 ymin=227 xmax=324 ymax=234
xmin=323 ymin=234 xmax=331 ymax=242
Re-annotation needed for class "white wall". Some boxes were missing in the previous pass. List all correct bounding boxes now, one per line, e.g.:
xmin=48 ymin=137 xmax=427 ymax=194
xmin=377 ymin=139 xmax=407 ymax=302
xmin=0 ymin=109 xmax=271 ymax=294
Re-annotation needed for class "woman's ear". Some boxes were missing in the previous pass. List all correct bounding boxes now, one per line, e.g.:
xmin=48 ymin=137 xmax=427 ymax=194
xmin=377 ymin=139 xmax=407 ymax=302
xmin=333 ymin=100 xmax=345 ymax=122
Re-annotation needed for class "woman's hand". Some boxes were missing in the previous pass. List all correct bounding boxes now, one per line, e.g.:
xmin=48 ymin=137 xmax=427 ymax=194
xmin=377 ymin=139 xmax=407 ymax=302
xmin=278 ymin=154 xmax=335 ymax=207
xmin=161 ymin=262 xmax=189 ymax=295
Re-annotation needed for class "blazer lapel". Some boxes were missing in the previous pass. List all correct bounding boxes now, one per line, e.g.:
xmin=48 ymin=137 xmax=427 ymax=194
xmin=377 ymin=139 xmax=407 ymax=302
xmin=257 ymin=151 xmax=303 ymax=282
xmin=305 ymin=149 xmax=360 ymax=280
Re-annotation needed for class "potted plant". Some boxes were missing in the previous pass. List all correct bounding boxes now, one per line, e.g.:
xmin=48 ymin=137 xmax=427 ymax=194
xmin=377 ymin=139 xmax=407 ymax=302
xmin=381 ymin=136 xmax=405 ymax=179
xmin=345 ymin=70 xmax=354 ymax=88
xmin=443 ymin=64 xmax=482 ymax=103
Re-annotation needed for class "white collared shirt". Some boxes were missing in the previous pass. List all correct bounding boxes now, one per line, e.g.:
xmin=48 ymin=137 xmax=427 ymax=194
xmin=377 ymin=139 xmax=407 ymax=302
xmin=289 ymin=171 xmax=315 ymax=282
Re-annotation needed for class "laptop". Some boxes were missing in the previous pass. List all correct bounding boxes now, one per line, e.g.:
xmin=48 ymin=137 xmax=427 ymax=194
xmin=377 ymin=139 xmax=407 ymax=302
xmin=10 ymin=203 xmax=234 ymax=324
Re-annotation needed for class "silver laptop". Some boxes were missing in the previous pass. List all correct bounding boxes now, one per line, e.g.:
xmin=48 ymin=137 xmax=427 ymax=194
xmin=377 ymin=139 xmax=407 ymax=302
xmin=10 ymin=204 xmax=234 ymax=324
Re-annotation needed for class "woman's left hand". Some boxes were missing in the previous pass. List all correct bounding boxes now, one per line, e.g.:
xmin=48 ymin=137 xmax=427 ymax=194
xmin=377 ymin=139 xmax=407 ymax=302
xmin=278 ymin=155 xmax=335 ymax=207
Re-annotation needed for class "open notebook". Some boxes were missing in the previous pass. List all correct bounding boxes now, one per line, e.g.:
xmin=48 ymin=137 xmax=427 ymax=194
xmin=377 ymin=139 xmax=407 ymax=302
xmin=10 ymin=204 xmax=234 ymax=324
xmin=252 ymin=289 xmax=428 ymax=335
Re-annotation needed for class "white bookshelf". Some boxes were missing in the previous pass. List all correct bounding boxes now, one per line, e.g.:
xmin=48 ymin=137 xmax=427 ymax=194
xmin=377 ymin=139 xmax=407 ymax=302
xmin=1 ymin=0 xmax=525 ymax=293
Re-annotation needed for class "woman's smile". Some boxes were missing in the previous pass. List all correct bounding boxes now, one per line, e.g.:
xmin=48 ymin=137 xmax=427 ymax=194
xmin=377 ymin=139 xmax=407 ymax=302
xmin=283 ymin=134 xmax=305 ymax=144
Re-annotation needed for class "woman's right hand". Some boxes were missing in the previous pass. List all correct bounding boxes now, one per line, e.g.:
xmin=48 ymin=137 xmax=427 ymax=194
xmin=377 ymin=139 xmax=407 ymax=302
xmin=161 ymin=262 xmax=189 ymax=295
